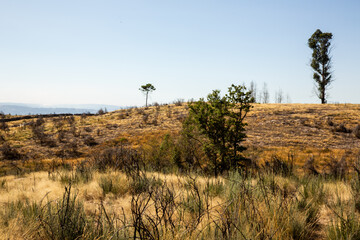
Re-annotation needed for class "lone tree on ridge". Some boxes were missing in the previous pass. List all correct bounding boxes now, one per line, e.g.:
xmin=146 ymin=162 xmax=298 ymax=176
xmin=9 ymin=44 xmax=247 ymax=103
xmin=308 ymin=29 xmax=333 ymax=104
xmin=139 ymin=83 xmax=156 ymax=107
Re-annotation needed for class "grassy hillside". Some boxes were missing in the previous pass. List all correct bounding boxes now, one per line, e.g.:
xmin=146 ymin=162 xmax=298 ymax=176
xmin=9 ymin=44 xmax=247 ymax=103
xmin=1 ymin=103 xmax=360 ymax=239
xmin=1 ymin=103 xmax=359 ymax=173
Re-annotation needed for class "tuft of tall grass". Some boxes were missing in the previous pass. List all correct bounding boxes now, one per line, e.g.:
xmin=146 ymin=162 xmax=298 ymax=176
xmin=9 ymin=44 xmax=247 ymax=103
xmin=99 ymin=173 xmax=129 ymax=197
xmin=49 ymin=166 xmax=93 ymax=185
xmin=204 ymin=178 xmax=224 ymax=198
xmin=263 ymin=153 xmax=295 ymax=177
xmin=327 ymin=192 xmax=360 ymax=240
xmin=37 ymin=184 xmax=87 ymax=239
xmin=129 ymin=174 xmax=163 ymax=195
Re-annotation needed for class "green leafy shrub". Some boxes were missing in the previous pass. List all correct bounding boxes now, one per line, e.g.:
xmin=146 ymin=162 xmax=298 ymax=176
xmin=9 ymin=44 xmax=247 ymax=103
xmin=187 ymin=84 xmax=254 ymax=176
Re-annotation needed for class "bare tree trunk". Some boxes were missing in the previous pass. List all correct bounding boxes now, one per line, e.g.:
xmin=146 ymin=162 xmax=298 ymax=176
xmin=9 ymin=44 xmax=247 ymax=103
xmin=146 ymin=92 xmax=148 ymax=107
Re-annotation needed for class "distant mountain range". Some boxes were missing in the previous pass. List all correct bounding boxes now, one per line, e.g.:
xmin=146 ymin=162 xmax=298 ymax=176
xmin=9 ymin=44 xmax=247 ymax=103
xmin=0 ymin=103 xmax=126 ymax=115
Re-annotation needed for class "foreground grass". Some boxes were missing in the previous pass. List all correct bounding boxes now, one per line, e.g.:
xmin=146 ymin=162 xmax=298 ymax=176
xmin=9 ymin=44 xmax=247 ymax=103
xmin=1 ymin=166 xmax=360 ymax=239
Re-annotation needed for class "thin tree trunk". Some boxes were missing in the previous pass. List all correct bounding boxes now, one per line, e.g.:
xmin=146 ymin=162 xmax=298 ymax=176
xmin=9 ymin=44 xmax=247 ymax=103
xmin=321 ymin=64 xmax=326 ymax=104
xmin=146 ymin=92 xmax=148 ymax=107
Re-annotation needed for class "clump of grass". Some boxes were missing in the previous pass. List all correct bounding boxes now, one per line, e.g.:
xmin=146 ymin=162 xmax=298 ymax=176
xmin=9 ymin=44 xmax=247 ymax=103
xmin=263 ymin=153 xmax=295 ymax=177
xmin=204 ymin=178 xmax=224 ymax=198
xmin=36 ymin=184 xmax=87 ymax=239
xmin=181 ymin=177 xmax=206 ymax=219
xmin=49 ymin=163 xmax=93 ymax=185
xmin=0 ymin=199 xmax=40 ymax=230
xmin=294 ymin=177 xmax=326 ymax=239
xmin=99 ymin=173 xmax=129 ymax=197
xmin=327 ymin=192 xmax=360 ymax=240
xmin=129 ymin=175 xmax=162 ymax=195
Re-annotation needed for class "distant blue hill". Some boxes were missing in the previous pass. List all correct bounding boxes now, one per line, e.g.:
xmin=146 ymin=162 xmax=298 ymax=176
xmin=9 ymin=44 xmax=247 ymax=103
xmin=50 ymin=104 xmax=124 ymax=112
xmin=0 ymin=105 xmax=94 ymax=115
xmin=0 ymin=103 xmax=127 ymax=115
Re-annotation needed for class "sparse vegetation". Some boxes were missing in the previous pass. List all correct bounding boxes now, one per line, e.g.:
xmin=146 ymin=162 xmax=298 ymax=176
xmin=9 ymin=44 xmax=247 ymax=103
xmin=0 ymin=100 xmax=360 ymax=239
xmin=1 ymin=157 xmax=360 ymax=239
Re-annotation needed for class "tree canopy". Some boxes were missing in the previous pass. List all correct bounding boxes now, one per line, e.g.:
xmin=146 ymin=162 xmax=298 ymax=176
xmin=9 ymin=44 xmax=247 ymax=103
xmin=308 ymin=29 xmax=333 ymax=104
xmin=186 ymin=84 xmax=254 ymax=176
xmin=139 ymin=83 xmax=156 ymax=107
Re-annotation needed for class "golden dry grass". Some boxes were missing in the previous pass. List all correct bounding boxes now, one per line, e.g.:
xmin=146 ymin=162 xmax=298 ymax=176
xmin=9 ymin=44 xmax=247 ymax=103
xmin=0 ymin=168 xmax=229 ymax=239
xmin=1 ymin=103 xmax=359 ymax=172
xmin=0 ymin=169 xmax=357 ymax=239
xmin=0 ymin=170 xmax=224 ymax=219
xmin=1 ymin=103 xmax=360 ymax=239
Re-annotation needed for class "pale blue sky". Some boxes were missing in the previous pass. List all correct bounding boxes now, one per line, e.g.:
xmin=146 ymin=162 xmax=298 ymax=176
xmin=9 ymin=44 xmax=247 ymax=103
xmin=0 ymin=0 xmax=359 ymax=106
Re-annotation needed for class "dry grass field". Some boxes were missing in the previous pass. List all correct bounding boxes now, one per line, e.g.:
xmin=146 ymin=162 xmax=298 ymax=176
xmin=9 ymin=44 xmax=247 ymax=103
xmin=0 ymin=161 xmax=359 ymax=239
xmin=2 ymin=103 xmax=359 ymax=172
xmin=1 ymin=103 xmax=360 ymax=239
